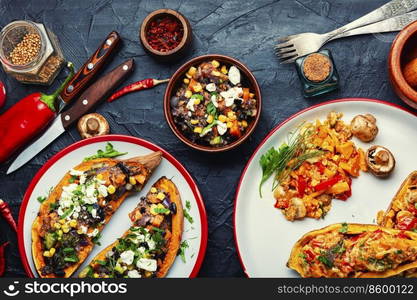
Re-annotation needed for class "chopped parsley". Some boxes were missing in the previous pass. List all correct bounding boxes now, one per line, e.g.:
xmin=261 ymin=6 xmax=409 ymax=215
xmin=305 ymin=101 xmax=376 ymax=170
xmin=339 ymin=223 xmax=348 ymax=233
xmin=178 ymin=240 xmax=189 ymax=263
xmin=184 ymin=200 xmax=194 ymax=224
xmin=318 ymin=254 xmax=333 ymax=268
xmin=37 ymin=196 xmax=46 ymax=203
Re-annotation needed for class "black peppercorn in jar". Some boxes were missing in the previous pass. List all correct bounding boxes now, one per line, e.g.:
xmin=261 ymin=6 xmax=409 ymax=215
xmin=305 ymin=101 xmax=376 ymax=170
xmin=0 ymin=20 xmax=65 ymax=85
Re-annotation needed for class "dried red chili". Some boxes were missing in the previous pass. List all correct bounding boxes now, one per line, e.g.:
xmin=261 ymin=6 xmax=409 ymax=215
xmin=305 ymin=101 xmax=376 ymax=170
xmin=0 ymin=199 xmax=17 ymax=233
xmin=107 ymin=78 xmax=169 ymax=102
xmin=146 ymin=16 xmax=183 ymax=52
xmin=0 ymin=241 xmax=9 ymax=276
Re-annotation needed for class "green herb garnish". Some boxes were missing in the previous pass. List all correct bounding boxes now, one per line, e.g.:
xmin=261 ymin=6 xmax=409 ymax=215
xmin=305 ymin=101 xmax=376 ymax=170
xmin=184 ymin=210 xmax=194 ymax=224
xmin=339 ymin=223 xmax=348 ymax=233
xmin=178 ymin=240 xmax=189 ymax=263
xmin=95 ymin=260 xmax=107 ymax=266
xmin=186 ymin=200 xmax=191 ymax=210
xmin=318 ymin=255 xmax=333 ymax=268
xmin=206 ymin=102 xmax=217 ymax=116
xmin=154 ymin=207 xmax=170 ymax=214
xmin=59 ymin=205 xmax=74 ymax=219
xmin=83 ymin=142 xmax=127 ymax=162
xmin=92 ymin=232 xmax=102 ymax=245
xmin=37 ymin=196 xmax=46 ymax=203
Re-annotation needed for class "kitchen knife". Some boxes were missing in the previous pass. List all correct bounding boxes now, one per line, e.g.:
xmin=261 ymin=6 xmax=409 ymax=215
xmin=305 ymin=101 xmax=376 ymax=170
xmin=57 ymin=31 xmax=121 ymax=112
xmin=7 ymin=59 xmax=134 ymax=174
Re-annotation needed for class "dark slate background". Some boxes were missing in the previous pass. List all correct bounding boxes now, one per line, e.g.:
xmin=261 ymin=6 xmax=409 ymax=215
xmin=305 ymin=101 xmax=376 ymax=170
xmin=0 ymin=0 xmax=407 ymax=277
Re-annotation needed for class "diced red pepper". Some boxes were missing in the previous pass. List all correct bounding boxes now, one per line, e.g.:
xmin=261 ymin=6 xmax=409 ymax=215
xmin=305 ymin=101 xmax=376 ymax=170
xmin=350 ymin=232 xmax=366 ymax=242
xmin=314 ymin=162 xmax=326 ymax=174
xmin=304 ymin=249 xmax=316 ymax=262
xmin=314 ymin=174 xmax=342 ymax=192
xmin=408 ymin=204 xmax=417 ymax=216
xmin=311 ymin=240 xmax=323 ymax=248
xmin=274 ymin=198 xmax=289 ymax=209
xmin=397 ymin=216 xmax=417 ymax=231
xmin=397 ymin=231 xmax=409 ymax=239
xmin=297 ymin=176 xmax=307 ymax=198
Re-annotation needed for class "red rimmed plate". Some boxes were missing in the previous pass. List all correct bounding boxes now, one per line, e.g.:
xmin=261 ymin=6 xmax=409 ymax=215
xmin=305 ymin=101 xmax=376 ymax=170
xmin=18 ymin=135 xmax=208 ymax=278
xmin=234 ymin=98 xmax=417 ymax=277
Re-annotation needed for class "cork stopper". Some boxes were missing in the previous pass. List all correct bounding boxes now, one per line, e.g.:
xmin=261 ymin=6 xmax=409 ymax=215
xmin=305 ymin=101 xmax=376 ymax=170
xmin=303 ymin=53 xmax=331 ymax=82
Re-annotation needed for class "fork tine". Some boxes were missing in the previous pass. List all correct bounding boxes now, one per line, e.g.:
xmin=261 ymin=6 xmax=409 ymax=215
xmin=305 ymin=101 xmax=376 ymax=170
xmin=279 ymin=51 xmax=298 ymax=60
xmin=280 ymin=56 xmax=298 ymax=64
xmin=274 ymin=40 xmax=294 ymax=49
xmin=277 ymin=34 xmax=297 ymax=42
xmin=275 ymin=46 xmax=296 ymax=55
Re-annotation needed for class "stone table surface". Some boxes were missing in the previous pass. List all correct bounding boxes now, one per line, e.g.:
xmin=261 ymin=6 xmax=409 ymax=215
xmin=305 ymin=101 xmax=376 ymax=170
xmin=0 ymin=0 xmax=407 ymax=277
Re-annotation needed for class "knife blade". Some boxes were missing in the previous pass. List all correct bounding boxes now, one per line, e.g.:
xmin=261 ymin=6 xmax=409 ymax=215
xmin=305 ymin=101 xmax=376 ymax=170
xmin=57 ymin=31 xmax=121 ymax=112
xmin=7 ymin=59 xmax=134 ymax=174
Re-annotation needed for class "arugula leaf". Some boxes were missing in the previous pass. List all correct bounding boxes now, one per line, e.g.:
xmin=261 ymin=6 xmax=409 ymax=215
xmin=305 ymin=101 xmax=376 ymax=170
xmin=83 ymin=143 xmax=127 ymax=161
xmin=259 ymin=147 xmax=284 ymax=197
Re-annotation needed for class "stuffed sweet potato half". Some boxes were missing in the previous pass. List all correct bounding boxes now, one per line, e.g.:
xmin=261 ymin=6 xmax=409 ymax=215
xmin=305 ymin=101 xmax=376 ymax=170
xmin=32 ymin=152 xmax=162 ymax=278
xmin=79 ymin=176 xmax=184 ymax=278
xmin=287 ymin=223 xmax=417 ymax=278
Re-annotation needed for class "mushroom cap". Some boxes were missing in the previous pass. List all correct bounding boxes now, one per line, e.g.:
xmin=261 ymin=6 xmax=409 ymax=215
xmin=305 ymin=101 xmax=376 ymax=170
xmin=77 ymin=113 xmax=110 ymax=139
xmin=351 ymin=114 xmax=378 ymax=142
xmin=366 ymin=145 xmax=395 ymax=177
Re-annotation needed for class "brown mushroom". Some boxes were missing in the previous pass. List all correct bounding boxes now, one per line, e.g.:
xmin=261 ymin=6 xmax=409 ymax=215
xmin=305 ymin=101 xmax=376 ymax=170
xmin=351 ymin=114 xmax=378 ymax=142
xmin=366 ymin=145 xmax=395 ymax=177
xmin=77 ymin=113 xmax=110 ymax=139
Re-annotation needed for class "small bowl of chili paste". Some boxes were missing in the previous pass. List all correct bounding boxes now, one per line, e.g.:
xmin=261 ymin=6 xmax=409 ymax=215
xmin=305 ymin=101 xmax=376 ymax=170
xmin=140 ymin=9 xmax=192 ymax=59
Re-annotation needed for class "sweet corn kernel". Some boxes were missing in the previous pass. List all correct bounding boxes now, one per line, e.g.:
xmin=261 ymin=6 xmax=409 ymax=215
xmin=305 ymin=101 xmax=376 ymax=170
xmin=242 ymin=120 xmax=248 ymax=128
xmin=59 ymin=219 xmax=66 ymax=224
xmin=193 ymin=84 xmax=202 ymax=93
xmin=188 ymin=66 xmax=197 ymax=76
xmin=62 ymin=225 xmax=70 ymax=233
xmin=43 ymin=251 xmax=50 ymax=257
xmin=227 ymin=111 xmax=235 ymax=119
xmin=69 ymin=219 xmax=77 ymax=228
xmin=96 ymin=173 xmax=104 ymax=180
xmin=227 ymin=121 xmax=233 ymax=128
xmin=107 ymin=185 xmax=116 ymax=194
xmin=218 ymin=115 xmax=227 ymax=123
xmin=150 ymin=187 xmax=157 ymax=194
xmin=211 ymin=60 xmax=220 ymax=68
xmin=49 ymin=248 xmax=56 ymax=255
xmin=185 ymin=73 xmax=192 ymax=79
xmin=249 ymin=93 xmax=255 ymax=98
xmin=221 ymin=65 xmax=228 ymax=74
xmin=193 ymin=98 xmax=201 ymax=105
xmin=54 ymin=223 xmax=61 ymax=229
xmin=150 ymin=204 xmax=158 ymax=215
xmin=185 ymin=90 xmax=192 ymax=98
xmin=129 ymin=176 xmax=137 ymax=185
xmin=207 ymin=115 xmax=214 ymax=124
xmin=190 ymin=119 xmax=199 ymax=125
xmin=194 ymin=127 xmax=203 ymax=134
xmin=157 ymin=192 xmax=165 ymax=200
xmin=77 ymin=229 xmax=84 ymax=235
xmin=183 ymin=78 xmax=190 ymax=84
xmin=211 ymin=70 xmax=221 ymax=77
xmin=58 ymin=230 xmax=63 ymax=236
xmin=93 ymin=273 xmax=99 ymax=278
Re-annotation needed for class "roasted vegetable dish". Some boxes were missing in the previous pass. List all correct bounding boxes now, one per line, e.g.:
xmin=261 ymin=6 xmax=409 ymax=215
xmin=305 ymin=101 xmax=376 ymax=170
xmin=288 ymin=223 xmax=417 ymax=278
xmin=79 ymin=177 xmax=183 ymax=278
xmin=260 ymin=112 xmax=367 ymax=221
xmin=32 ymin=152 xmax=162 ymax=278
xmin=170 ymin=60 xmax=257 ymax=147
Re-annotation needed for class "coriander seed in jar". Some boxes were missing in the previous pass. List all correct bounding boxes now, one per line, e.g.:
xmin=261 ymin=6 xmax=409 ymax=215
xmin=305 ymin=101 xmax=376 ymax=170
xmin=0 ymin=20 xmax=65 ymax=85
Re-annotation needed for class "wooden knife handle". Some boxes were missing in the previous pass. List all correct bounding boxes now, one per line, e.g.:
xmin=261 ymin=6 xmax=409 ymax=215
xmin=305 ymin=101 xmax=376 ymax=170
xmin=61 ymin=59 xmax=134 ymax=129
xmin=59 ymin=31 xmax=121 ymax=103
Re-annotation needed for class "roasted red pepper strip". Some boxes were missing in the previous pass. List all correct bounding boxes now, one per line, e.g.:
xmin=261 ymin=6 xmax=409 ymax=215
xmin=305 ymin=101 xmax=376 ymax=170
xmin=107 ymin=78 xmax=169 ymax=102
xmin=314 ymin=162 xmax=326 ymax=174
xmin=0 ymin=199 xmax=17 ymax=233
xmin=0 ymin=241 xmax=9 ymax=277
xmin=314 ymin=174 xmax=342 ymax=192
xmin=304 ymin=249 xmax=316 ymax=262
xmin=297 ymin=176 xmax=307 ymax=197
xmin=0 ymin=63 xmax=74 ymax=164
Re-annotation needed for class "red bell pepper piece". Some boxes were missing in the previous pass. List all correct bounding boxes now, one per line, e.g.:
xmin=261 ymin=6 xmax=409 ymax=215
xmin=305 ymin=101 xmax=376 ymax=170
xmin=314 ymin=174 xmax=342 ymax=192
xmin=297 ymin=176 xmax=307 ymax=197
xmin=397 ymin=217 xmax=417 ymax=231
xmin=408 ymin=204 xmax=417 ymax=216
xmin=314 ymin=162 xmax=326 ymax=174
xmin=0 ymin=63 xmax=74 ymax=164
xmin=304 ymin=249 xmax=316 ymax=262
xmin=275 ymin=198 xmax=289 ymax=209
xmin=397 ymin=231 xmax=409 ymax=239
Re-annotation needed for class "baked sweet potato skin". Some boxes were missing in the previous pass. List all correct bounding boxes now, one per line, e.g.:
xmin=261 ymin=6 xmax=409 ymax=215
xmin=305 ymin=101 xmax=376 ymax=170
xmin=80 ymin=176 xmax=184 ymax=278
xmin=32 ymin=152 xmax=161 ymax=278
xmin=287 ymin=223 xmax=417 ymax=278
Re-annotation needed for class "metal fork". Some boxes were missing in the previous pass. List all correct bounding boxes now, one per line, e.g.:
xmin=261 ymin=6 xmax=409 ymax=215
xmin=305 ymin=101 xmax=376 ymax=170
xmin=276 ymin=0 xmax=417 ymax=64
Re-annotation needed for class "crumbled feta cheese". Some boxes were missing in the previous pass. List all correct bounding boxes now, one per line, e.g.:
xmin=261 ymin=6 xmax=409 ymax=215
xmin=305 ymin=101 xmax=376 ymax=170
xmin=187 ymin=111 xmax=192 ymax=117
xmin=57 ymin=207 xmax=64 ymax=216
xmin=72 ymin=212 xmax=79 ymax=219
xmin=220 ymin=87 xmax=243 ymax=107
xmin=206 ymin=83 xmax=216 ymax=92
xmin=199 ymin=128 xmax=212 ymax=137
xmin=127 ymin=270 xmax=141 ymax=278
xmin=211 ymin=94 xmax=219 ymax=107
xmin=106 ymin=250 xmax=114 ymax=258
xmin=80 ymin=226 xmax=88 ymax=234
xmin=91 ymin=208 xmax=97 ymax=218
xmin=136 ymin=258 xmax=157 ymax=272
xmin=70 ymin=169 xmax=84 ymax=177
xmin=146 ymin=236 xmax=156 ymax=250
xmin=186 ymin=98 xmax=195 ymax=112
xmin=83 ymin=196 xmax=97 ymax=204
xmin=120 ymin=250 xmax=135 ymax=265
xmin=228 ymin=66 xmax=241 ymax=85
xmin=98 ymin=185 xmax=108 ymax=197
xmin=88 ymin=228 xmax=99 ymax=237
xmin=137 ymin=247 xmax=146 ymax=255
xmin=217 ymin=122 xmax=227 ymax=136
xmin=86 ymin=184 xmax=96 ymax=198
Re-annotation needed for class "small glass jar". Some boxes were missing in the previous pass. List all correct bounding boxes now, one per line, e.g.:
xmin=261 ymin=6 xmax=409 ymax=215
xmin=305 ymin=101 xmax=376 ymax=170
xmin=295 ymin=49 xmax=339 ymax=98
xmin=0 ymin=20 xmax=65 ymax=85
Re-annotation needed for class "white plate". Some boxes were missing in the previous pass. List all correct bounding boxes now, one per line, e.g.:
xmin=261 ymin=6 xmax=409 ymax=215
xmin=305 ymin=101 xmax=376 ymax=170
xmin=18 ymin=135 xmax=207 ymax=278
xmin=234 ymin=99 xmax=417 ymax=277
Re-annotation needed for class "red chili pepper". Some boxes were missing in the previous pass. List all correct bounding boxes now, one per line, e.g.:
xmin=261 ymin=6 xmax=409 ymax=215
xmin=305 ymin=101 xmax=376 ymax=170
xmin=297 ymin=176 xmax=307 ymax=197
xmin=0 ymin=241 xmax=9 ymax=277
xmin=397 ymin=217 xmax=417 ymax=231
xmin=314 ymin=174 xmax=342 ymax=192
xmin=314 ymin=162 xmax=326 ymax=174
xmin=0 ymin=63 xmax=74 ymax=164
xmin=304 ymin=249 xmax=316 ymax=262
xmin=0 ymin=199 xmax=17 ymax=233
xmin=146 ymin=16 xmax=184 ymax=52
xmin=107 ymin=78 xmax=170 ymax=102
